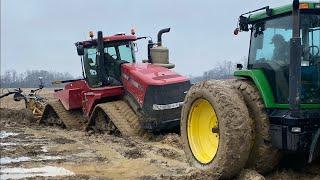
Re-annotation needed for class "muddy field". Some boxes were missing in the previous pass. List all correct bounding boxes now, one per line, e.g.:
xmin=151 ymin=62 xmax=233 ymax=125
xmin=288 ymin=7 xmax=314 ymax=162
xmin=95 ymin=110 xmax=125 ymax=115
xmin=0 ymin=88 xmax=320 ymax=179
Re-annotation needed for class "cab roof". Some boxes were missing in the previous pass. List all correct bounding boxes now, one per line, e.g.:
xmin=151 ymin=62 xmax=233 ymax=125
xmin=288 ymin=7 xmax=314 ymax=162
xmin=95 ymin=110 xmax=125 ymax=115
xmin=249 ymin=2 xmax=320 ymax=22
xmin=78 ymin=34 xmax=137 ymax=47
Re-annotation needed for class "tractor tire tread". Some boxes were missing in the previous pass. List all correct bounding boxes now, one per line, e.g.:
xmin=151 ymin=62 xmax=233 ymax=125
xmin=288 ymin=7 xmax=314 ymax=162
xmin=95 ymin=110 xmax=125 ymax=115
xmin=231 ymin=79 xmax=281 ymax=173
xmin=181 ymin=80 xmax=252 ymax=179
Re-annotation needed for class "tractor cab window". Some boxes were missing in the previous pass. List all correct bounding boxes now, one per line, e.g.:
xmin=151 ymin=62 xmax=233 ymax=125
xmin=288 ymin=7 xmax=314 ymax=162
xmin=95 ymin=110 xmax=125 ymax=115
xmin=249 ymin=16 xmax=292 ymax=64
xmin=118 ymin=44 xmax=135 ymax=62
xmin=104 ymin=42 xmax=135 ymax=63
xmin=249 ymin=13 xmax=320 ymax=104
xmin=103 ymin=41 xmax=136 ymax=81
xmin=83 ymin=48 xmax=102 ymax=88
xmin=249 ymin=15 xmax=292 ymax=103
xmin=300 ymin=13 xmax=320 ymax=103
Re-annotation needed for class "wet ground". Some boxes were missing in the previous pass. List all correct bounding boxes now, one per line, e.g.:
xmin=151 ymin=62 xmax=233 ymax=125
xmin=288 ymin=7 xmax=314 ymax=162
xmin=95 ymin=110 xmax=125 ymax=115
xmin=0 ymin=109 xmax=195 ymax=179
xmin=0 ymin=89 xmax=320 ymax=179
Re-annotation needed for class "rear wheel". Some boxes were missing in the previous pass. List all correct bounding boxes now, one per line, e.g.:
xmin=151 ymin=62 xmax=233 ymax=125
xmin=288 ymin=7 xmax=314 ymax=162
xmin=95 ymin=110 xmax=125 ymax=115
xmin=232 ymin=79 xmax=281 ymax=173
xmin=181 ymin=80 xmax=252 ymax=179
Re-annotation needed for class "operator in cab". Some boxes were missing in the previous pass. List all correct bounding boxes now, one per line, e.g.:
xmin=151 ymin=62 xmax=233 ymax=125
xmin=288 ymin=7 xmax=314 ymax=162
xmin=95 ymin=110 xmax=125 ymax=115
xmin=271 ymin=34 xmax=289 ymax=64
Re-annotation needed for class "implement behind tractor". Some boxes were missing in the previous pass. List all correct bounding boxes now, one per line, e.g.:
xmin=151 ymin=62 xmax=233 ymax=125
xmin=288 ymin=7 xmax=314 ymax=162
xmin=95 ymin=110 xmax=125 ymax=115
xmin=39 ymin=28 xmax=190 ymax=135
xmin=181 ymin=0 xmax=320 ymax=178
xmin=0 ymin=78 xmax=46 ymax=119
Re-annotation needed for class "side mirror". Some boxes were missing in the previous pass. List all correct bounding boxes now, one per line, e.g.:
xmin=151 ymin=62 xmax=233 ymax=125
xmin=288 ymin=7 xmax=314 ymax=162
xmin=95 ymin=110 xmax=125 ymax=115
xmin=236 ymin=64 xmax=243 ymax=70
xmin=76 ymin=43 xmax=84 ymax=56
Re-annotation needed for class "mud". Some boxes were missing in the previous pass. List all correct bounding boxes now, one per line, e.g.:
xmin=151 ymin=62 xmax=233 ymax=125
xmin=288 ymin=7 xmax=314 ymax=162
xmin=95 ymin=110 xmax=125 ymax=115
xmin=1 ymin=89 xmax=320 ymax=179
xmin=0 ymin=108 xmax=193 ymax=179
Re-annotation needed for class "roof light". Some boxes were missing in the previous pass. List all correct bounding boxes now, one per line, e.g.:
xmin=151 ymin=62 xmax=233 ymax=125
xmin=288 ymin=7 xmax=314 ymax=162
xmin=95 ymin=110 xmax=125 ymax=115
xmin=89 ymin=31 xmax=94 ymax=39
xmin=299 ymin=3 xmax=309 ymax=9
xmin=131 ymin=28 xmax=136 ymax=35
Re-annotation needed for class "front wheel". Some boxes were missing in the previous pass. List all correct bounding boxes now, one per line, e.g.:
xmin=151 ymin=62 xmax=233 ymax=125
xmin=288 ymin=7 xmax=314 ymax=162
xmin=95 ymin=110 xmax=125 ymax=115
xmin=181 ymin=80 xmax=253 ymax=179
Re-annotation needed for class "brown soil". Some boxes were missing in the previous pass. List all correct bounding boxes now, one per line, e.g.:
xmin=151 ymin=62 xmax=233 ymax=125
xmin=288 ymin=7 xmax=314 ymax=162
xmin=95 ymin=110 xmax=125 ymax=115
xmin=1 ymin=88 xmax=319 ymax=179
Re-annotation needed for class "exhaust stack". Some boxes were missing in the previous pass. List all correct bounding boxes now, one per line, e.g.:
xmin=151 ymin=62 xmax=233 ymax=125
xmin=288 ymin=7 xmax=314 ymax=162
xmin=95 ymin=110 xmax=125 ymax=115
xmin=157 ymin=28 xmax=171 ymax=46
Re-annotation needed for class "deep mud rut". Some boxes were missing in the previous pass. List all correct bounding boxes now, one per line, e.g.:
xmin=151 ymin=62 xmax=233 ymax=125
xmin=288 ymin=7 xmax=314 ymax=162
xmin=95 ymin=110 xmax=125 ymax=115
xmin=0 ymin=98 xmax=320 ymax=179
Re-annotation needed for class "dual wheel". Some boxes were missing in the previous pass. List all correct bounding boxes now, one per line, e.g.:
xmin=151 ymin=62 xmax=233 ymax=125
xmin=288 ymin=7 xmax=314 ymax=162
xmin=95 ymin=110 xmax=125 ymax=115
xmin=181 ymin=80 xmax=280 ymax=179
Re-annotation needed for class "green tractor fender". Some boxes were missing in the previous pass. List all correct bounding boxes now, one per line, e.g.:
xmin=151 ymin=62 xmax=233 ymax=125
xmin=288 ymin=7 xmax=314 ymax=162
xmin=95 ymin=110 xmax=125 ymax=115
xmin=234 ymin=69 xmax=276 ymax=108
xmin=234 ymin=69 xmax=320 ymax=109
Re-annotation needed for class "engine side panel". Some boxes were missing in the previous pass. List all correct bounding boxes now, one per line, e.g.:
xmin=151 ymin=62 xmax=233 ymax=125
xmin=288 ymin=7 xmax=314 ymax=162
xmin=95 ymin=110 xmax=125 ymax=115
xmin=121 ymin=63 xmax=191 ymax=131
xmin=121 ymin=63 xmax=189 ymax=107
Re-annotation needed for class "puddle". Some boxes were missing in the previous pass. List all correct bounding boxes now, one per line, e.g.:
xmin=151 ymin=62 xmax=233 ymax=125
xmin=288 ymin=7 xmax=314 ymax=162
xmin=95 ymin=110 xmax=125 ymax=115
xmin=0 ymin=131 xmax=18 ymax=139
xmin=37 ymin=155 xmax=63 ymax=161
xmin=0 ymin=142 xmax=17 ymax=146
xmin=0 ymin=166 xmax=74 ymax=179
xmin=0 ymin=157 xmax=30 ymax=164
xmin=41 ymin=146 xmax=48 ymax=153
xmin=0 ymin=156 xmax=63 ymax=165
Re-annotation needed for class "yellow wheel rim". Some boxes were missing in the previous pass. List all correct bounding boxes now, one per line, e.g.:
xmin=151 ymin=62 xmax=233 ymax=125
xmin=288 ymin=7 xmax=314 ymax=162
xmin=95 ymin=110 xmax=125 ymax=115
xmin=187 ymin=98 xmax=219 ymax=164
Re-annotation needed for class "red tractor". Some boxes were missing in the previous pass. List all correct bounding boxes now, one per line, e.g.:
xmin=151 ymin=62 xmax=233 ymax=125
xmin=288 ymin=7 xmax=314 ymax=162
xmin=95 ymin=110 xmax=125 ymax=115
xmin=40 ymin=28 xmax=191 ymax=136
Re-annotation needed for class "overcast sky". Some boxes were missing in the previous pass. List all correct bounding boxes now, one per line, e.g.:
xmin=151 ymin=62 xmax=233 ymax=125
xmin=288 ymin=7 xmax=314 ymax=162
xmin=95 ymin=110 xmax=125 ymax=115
xmin=1 ymin=0 xmax=310 ymax=77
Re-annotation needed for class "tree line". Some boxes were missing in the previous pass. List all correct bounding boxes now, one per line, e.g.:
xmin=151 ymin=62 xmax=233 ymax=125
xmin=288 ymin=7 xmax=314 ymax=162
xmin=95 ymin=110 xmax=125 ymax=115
xmin=190 ymin=59 xmax=247 ymax=83
xmin=0 ymin=70 xmax=76 ymax=88
xmin=1 ymin=58 xmax=247 ymax=88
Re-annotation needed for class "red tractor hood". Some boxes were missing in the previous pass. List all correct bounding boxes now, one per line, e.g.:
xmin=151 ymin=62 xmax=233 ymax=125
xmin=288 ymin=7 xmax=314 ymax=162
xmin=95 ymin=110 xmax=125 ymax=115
xmin=121 ymin=63 xmax=188 ymax=85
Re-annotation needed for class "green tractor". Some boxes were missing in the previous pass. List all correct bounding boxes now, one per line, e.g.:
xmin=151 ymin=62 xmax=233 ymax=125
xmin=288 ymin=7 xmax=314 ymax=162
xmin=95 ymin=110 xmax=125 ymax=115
xmin=181 ymin=0 xmax=320 ymax=178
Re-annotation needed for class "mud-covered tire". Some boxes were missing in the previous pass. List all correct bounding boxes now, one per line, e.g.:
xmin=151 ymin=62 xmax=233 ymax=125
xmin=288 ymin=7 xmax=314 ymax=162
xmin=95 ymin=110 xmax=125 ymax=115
xmin=232 ymin=79 xmax=281 ymax=173
xmin=181 ymin=80 xmax=252 ymax=179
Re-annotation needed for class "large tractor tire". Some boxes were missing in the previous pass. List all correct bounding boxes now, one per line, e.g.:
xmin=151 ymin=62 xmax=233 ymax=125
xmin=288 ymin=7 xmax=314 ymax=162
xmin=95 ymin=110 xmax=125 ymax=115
xmin=232 ymin=79 xmax=281 ymax=173
xmin=40 ymin=100 xmax=85 ymax=130
xmin=87 ymin=100 xmax=144 ymax=137
xmin=181 ymin=80 xmax=253 ymax=179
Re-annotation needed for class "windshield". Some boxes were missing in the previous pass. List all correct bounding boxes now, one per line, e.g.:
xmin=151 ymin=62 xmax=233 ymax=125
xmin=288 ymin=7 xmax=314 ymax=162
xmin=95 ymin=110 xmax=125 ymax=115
xmin=248 ymin=13 xmax=320 ymax=104
xmin=104 ymin=42 xmax=135 ymax=63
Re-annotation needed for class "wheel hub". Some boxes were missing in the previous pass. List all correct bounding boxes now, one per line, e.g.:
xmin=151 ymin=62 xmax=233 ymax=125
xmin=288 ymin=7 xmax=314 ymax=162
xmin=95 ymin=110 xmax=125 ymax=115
xmin=187 ymin=99 xmax=220 ymax=164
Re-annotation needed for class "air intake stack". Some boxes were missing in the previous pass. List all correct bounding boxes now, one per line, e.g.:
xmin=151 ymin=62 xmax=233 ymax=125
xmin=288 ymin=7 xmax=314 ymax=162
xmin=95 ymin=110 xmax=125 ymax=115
xmin=150 ymin=28 xmax=175 ymax=69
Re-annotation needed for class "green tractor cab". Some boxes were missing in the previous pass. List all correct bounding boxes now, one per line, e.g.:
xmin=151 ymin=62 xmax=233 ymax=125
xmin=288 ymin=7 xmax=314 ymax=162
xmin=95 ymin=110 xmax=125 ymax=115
xmin=180 ymin=1 xmax=320 ymax=178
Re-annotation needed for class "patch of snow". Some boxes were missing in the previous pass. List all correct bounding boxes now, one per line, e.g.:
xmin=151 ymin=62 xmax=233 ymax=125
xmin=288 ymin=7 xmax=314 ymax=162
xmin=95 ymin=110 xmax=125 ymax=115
xmin=0 ymin=131 xmax=18 ymax=139
xmin=0 ymin=166 xmax=74 ymax=179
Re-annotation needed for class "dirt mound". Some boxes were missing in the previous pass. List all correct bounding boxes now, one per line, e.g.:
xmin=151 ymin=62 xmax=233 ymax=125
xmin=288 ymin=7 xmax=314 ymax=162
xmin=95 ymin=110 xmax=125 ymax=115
xmin=157 ymin=148 xmax=183 ymax=161
xmin=0 ymin=108 xmax=36 ymax=125
xmin=237 ymin=169 xmax=265 ymax=180
xmin=166 ymin=169 xmax=221 ymax=180
xmin=52 ymin=137 xmax=76 ymax=144
xmin=123 ymin=148 xmax=144 ymax=159
xmin=160 ymin=133 xmax=183 ymax=149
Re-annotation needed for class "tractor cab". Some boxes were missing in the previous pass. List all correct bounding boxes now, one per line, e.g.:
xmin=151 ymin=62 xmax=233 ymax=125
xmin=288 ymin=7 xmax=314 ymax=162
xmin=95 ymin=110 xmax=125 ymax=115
xmin=75 ymin=33 xmax=137 ymax=88
xmin=235 ymin=2 xmax=320 ymax=107
xmin=248 ymin=9 xmax=320 ymax=104
xmin=75 ymin=28 xmax=174 ymax=89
